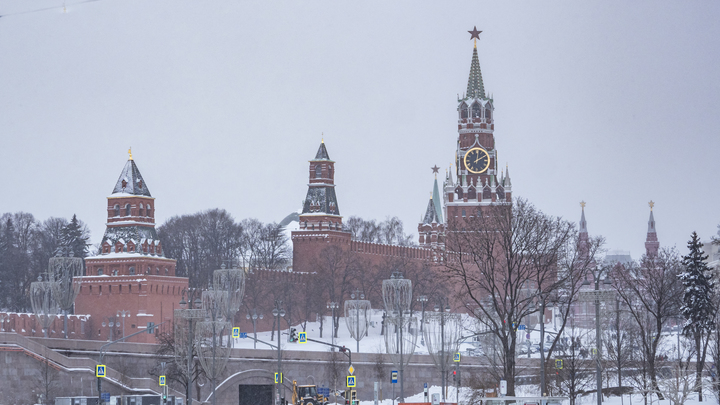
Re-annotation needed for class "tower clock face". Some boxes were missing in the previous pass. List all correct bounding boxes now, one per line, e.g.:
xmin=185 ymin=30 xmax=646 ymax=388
xmin=464 ymin=147 xmax=490 ymax=174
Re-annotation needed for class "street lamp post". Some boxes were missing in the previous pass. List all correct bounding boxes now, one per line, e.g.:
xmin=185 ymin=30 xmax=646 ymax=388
xmin=178 ymin=288 xmax=203 ymax=405
xmin=246 ymin=310 xmax=264 ymax=349
xmin=417 ymin=295 xmax=428 ymax=345
xmin=327 ymin=302 xmax=338 ymax=348
xmin=581 ymin=271 xmax=614 ymax=405
xmin=346 ymin=290 xmax=370 ymax=353
xmin=382 ymin=271 xmax=414 ymax=402
xmin=116 ymin=310 xmax=130 ymax=339
xmin=101 ymin=317 xmax=116 ymax=341
xmin=272 ymin=300 xmax=286 ymax=405
xmin=425 ymin=297 xmax=456 ymax=402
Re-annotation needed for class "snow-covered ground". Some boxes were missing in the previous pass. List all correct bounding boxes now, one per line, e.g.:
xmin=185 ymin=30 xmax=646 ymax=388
xmin=232 ymin=310 xmax=480 ymax=355
xmin=231 ymin=311 xmax=690 ymax=361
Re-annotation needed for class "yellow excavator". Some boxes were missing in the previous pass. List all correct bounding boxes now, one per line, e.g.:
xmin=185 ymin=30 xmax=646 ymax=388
xmin=291 ymin=380 xmax=329 ymax=405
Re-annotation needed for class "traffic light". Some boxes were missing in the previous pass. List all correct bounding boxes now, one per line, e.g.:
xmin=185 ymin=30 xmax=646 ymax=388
xmin=339 ymin=346 xmax=347 ymax=352
xmin=453 ymin=370 xmax=457 ymax=383
xmin=289 ymin=328 xmax=297 ymax=343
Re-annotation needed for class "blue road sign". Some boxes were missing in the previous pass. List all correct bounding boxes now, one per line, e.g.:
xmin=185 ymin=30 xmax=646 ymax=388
xmin=232 ymin=327 xmax=240 ymax=338
xmin=391 ymin=370 xmax=398 ymax=384
xmin=518 ymin=324 xmax=526 ymax=330
xmin=298 ymin=331 xmax=307 ymax=343
xmin=424 ymin=383 xmax=428 ymax=389
xmin=347 ymin=376 xmax=356 ymax=387
xmin=96 ymin=365 xmax=106 ymax=378
xmin=101 ymin=392 xmax=110 ymax=402
xmin=159 ymin=375 xmax=166 ymax=386
xmin=275 ymin=372 xmax=283 ymax=384
xmin=454 ymin=352 xmax=461 ymax=362
xmin=240 ymin=332 xmax=248 ymax=338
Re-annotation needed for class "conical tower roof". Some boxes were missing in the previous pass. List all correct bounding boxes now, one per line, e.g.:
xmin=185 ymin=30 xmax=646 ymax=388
xmin=112 ymin=157 xmax=151 ymax=197
xmin=432 ymin=177 xmax=444 ymax=224
xmin=647 ymin=210 xmax=657 ymax=234
xmin=423 ymin=197 xmax=440 ymax=225
xmin=465 ymin=45 xmax=486 ymax=100
xmin=313 ymin=141 xmax=331 ymax=161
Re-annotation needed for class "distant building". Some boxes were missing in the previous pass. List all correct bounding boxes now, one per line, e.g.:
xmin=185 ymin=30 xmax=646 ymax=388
xmin=75 ymin=152 xmax=188 ymax=343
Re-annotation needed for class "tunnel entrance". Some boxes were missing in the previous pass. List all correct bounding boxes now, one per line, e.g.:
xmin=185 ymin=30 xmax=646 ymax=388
xmin=238 ymin=384 xmax=273 ymax=405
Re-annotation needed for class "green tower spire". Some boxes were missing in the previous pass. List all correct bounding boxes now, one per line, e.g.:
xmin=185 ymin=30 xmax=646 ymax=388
xmin=466 ymin=44 xmax=486 ymax=100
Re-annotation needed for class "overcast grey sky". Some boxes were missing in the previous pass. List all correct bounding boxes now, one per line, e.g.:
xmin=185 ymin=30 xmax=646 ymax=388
xmin=1 ymin=0 xmax=718 ymax=259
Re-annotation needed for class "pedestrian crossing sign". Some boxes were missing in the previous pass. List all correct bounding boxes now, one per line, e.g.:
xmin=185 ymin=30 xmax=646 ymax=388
xmin=555 ymin=359 xmax=563 ymax=369
xmin=347 ymin=376 xmax=356 ymax=387
xmin=275 ymin=372 xmax=283 ymax=384
xmin=232 ymin=327 xmax=240 ymax=339
xmin=454 ymin=352 xmax=461 ymax=362
xmin=159 ymin=375 xmax=166 ymax=386
xmin=298 ymin=331 xmax=307 ymax=343
xmin=96 ymin=365 xmax=106 ymax=378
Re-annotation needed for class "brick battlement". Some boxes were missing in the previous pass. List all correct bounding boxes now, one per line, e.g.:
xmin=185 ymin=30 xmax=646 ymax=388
xmin=349 ymin=240 xmax=432 ymax=260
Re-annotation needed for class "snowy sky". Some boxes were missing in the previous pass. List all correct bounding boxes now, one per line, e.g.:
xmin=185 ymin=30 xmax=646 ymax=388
xmin=1 ymin=1 xmax=719 ymax=259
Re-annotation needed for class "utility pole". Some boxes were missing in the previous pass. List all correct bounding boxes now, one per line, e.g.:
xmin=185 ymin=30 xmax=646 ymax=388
xmin=272 ymin=300 xmax=286 ymax=405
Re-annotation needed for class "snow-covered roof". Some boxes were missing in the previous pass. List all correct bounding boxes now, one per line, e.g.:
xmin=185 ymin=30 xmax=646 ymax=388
xmin=112 ymin=159 xmax=151 ymax=197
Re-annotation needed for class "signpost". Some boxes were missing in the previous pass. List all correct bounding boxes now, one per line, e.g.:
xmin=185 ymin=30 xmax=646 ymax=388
xmin=454 ymin=352 xmax=461 ymax=362
xmin=555 ymin=359 xmax=563 ymax=369
xmin=232 ymin=327 xmax=240 ymax=339
xmin=159 ymin=375 xmax=166 ymax=386
xmin=298 ymin=331 xmax=307 ymax=343
xmin=391 ymin=371 xmax=398 ymax=405
xmin=518 ymin=324 xmax=526 ymax=330
xmin=500 ymin=379 xmax=507 ymax=396
xmin=275 ymin=372 xmax=283 ymax=384
xmin=96 ymin=365 xmax=106 ymax=378
xmin=347 ymin=376 xmax=356 ymax=388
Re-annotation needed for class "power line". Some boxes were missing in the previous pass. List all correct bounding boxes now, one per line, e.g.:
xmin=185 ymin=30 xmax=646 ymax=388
xmin=0 ymin=0 xmax=103 ymax=19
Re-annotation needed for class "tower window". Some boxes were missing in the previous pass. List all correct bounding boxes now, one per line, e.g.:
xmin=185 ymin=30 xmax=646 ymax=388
xmin=114 ymin=205 xmax=120 ymax=217
xmin=468 ymin=187 xmax=476 ymax=200
xmin=455 ymin=186 xmax=464 ymax=199
xmin=315 ymin=164 xmax=322 ymax=179
xmin=129 ymin=267 xmax=135 ymax=275
xmin=460 ymin=104 xmax=468 ymax=119
xmin=139 ymin=204 xmax=144 ymax=217
xmin=472 ymin=103 xmax=481 ymax=118
xmin=485 ymin=108 xmax=492 ymax=120
xmin=125 ymin=204 xmax=131 ymax=216
xmin=147 ymin=205 xmax=152 ymax=217
xmin=98 ymin=269 xmax=104 ymax=276
xmin=328 ymin=166 xmax=333 ymax=179
xmin=462 ymin=209 xmax=466 ymax=217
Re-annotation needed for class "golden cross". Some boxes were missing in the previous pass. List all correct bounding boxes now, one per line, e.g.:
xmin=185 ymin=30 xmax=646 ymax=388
xmin=649 ymin=200 xmax=655 ymax=210
xmin=580 ymin=201 xmax=586 ymax=209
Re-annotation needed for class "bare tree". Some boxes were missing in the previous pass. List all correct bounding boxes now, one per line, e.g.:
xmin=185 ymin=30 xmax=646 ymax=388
xmin=442 ymin=198 xmax=577 ymax=396
xmin=313 ymin=246 xmax=357 ymax=338
xmin=657 ymin=361 xmax=703 ymax=405
xmin=551 ymin=320 xmax=595 ymax=405
xmin=602 ymin=296 xmax=636 ymax=396
xmin=33 ymin=350 xmax=60 ymax=405
xmin=611 ymin=248 xmax=683 ymax=399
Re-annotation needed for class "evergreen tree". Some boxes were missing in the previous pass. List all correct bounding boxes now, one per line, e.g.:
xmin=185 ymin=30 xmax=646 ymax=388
xmin=58 ymin=214 xmax=89 ymax=258
xmin=679 ymin=231 xmax=715 ymax=401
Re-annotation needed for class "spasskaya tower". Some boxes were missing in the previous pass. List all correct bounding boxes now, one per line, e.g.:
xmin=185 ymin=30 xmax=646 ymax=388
xmin=443 ymin=27 xmax=512 ymax=223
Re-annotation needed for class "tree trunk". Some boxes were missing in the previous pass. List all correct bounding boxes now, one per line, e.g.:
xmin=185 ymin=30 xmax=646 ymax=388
xmin=649 ymin=357 xmax=664 ymax=400
xmin=696 ymin=333 xmax=704 ymax=402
